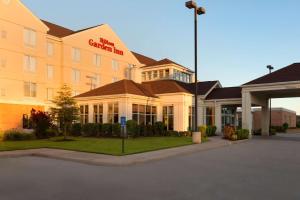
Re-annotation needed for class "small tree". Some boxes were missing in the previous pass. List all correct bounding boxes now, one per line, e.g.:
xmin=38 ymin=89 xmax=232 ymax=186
xmin=30 ymin=109 xmax=52 ymax=139
xmin=50 ymin=84 xmax=79 ymax=140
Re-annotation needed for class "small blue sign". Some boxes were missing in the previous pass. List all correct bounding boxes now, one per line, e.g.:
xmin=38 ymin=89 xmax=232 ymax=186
xmin=121 ymin=116 xmax=126 ymax=127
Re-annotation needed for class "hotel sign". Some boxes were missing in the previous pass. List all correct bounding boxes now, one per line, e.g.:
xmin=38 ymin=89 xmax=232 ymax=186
xmin=88 ymin=37 xmax=124 ymax=56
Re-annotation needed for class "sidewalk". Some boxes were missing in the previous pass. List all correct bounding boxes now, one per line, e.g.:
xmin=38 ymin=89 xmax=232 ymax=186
xmin=0 ymin=136 xmax=247 ymax=166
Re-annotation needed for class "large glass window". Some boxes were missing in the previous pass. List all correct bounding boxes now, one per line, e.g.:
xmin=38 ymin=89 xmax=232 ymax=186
xmin=24 ymin=55 xmax=36 ymax=72
xmin=72 ymin=48 xmax=81 ymax=62
xmin=112 ymin=59 xmax=119 ymax=71
xmin=222 ymin=107 xmax=236 ymax=127
xmin=206 ymin=107 xmax=215 ymax=126
xmin=163 ymin=106 xmax=174 ymax=131
xmin=132 ymin=104 xmax=157 ymax=125
xmin=93 ymin=54 xmax=101 ymax=67
xmin=72 ymin=68 xmax=80 ymax=83
xmin=47 ymin=42 xmax=54 ymax=56
xmin=108 ymin=103 xmax=119 ymax=123
xmin=80 ymin=105 xmax=89 ymax=124
xmin=93 ymin=104 xmax=103 ymax=124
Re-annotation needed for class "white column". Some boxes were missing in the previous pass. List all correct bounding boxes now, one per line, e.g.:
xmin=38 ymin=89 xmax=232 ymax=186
xmin=88 ymin=104 xmax=93 ymax=123
xmin=103 ymin=103 xmax=108 ymax=123
xmin=215 ymin=103 xmax=222 ymax=134
xmin=242 ymin=91 xmax=253 ymax=136
xmin=261 ymin=98 xmax=270 ymax=136
xmin=197 ymin=98 xmax=204 ymax=127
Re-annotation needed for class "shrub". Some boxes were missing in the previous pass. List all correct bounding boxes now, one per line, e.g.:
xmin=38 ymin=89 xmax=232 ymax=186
xmin=71 ymin=123 xmax=82 ymax=136
xmin=297 ymin=123 xmax=300 ymax=128
xmin=153 ymin=122 xmax=165 ymax=136
xmin=270 ymin=128 xmax=276 ymax=135
xmin=82 ymin=123 xmax=98 ymax=137
xmin=3 ymin=129 xmax=35 ymax=141
xmin=166 ymin=130 xmax=180 ymax=137
xmin=102 ymin=123 xmax=112 ymax=137
xmin=206 ymin=125 xmax=217 ymax=137
xmin=112 ymin=123 xmax=121 ymax=137
xmin=223 ymin=126 xmax=236 ymax=140
xmin=30 ymin=109 xmax=52 ymax=139
xmin=126 ymin=120 xmax=138 ymax=137
xmin=253 ymin=129 xmax=261 ymax=136
xmin=282 ymin=123 xmax=289 ymax=132
xmin=236 ymin=129 xmax=249 ymax=140
xmin=272 ymin=126 xmax=285 ymax=133
xmin=179 ymin=131 xmax=191 ymax=137
xmin=198 ymin=126 xmax=207 ymax=138
xmin=45 ymin=128 xmax=58 ymax=138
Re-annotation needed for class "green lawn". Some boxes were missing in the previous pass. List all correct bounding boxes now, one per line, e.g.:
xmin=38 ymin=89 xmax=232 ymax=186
xmin=0 ymin=137 xmax=193 ymax=156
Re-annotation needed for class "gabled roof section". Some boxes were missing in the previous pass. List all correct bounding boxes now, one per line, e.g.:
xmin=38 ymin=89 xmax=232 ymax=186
xmin=206 ymin=87 xmax=242 ymax=100
xmin=141 ymin=80 xmax=218 ymax=96
xmin=131 ymin=52 xmax=157 ymax=65
xmin=142 ymin=80 xmax=192 ymax=95
xmin=244 ymin=63 xmax=300 ymax=85
xmin=141 ymin=58 xmax=193 ymax=72
xmin=75 ymin=80 xmax=157 ymax=98
xmin=42 ymin=20 xmax=74 ymax=38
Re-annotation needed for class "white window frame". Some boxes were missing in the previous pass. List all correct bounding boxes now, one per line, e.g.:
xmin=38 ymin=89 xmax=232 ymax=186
xmin=93 ymin=54 xmax=101 ymax=67
xmin=24 ymin=28 xmax=36 ymax=47
xmin=24 ymin=55 xmax=36 ymax=72
xmin=24 ymin=82 xmax=37 ymax=97
xmin=72 ymin=47 xmax=81 ymax=62
xmin=47 ymin=42 xmax=54 ymax=56
xmin=72 ymin=68 xmax=80 ymax=84
xmin=112 ymin=59 xmax=119 ymax=71
xmin=47 ymin=65 xmax=54 ymax=79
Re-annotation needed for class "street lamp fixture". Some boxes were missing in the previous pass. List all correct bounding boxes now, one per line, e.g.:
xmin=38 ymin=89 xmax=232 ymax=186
xmin=185 ymin=1 xmax=205 ymax=142
xmin=266 ymin=65 xmax=274 ymax=135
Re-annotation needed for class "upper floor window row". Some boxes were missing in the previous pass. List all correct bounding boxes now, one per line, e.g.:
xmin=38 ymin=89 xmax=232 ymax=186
xmin=24 ymin=28 xmax=36 ymax=47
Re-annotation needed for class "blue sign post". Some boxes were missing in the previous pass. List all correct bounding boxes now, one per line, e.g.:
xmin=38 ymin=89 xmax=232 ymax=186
xmin=120 ymin=116 xmax=126 ymax=154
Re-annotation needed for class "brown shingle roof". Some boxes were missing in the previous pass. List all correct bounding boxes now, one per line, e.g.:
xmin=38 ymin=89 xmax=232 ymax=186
xmin=206 ymin=87 xmax=242 ymax=100
xmin=142 ymin=80 xmax=218 ymax=96
xmin=141 ymin=58 xmax=193 ymax=72
xmin=131 ymin=52 xmax=157 ymax=65
xmin=244 ymin=63 xmax=300 ymax=85
xmin=42 ymin=20 xmax=74 ymax=37
xmin=75 ymin=80 xmax=156 ymax=98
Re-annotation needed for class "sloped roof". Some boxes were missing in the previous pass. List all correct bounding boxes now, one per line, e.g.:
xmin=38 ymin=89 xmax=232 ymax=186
xmin=131 ymin=52 xmax=157 ymax=65
xmin=142 ymin=80 xmax=218 ymax=96
xmin=42 ymin=20 xmax=103 ymax=38
xmin=244 ymin=63 xmax=300 ymax=85
xmin=141 ymin=58 xmax=193 ymax=72
xmin=41 ymin=20 xmax=74 ymax=37
xmin=206 ymin=87 xmax=242 ymax=100
xmin=75 ymin=80 xmax=156 ymax=98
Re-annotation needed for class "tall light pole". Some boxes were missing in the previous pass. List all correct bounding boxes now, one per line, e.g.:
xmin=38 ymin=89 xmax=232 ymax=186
xmin=267 ymin=65 xmax=274 ymax=135
xmin=185 ymin=1 xmax=205 ymax=133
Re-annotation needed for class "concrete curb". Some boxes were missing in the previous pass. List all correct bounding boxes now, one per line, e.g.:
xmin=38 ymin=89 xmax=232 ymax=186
xmin=0 ymin=137 xmax=248 ymax=166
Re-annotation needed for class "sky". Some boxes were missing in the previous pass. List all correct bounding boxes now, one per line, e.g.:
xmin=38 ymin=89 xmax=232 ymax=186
xmin=22 ymin=0 xmax=300 ymax=114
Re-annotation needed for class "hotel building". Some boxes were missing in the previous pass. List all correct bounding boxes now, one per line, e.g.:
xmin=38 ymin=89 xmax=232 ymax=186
xmin=1 ymin=0 xmax=300 ymax=136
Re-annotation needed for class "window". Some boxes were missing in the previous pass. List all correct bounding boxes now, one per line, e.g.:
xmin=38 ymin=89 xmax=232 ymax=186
xmin=47 ymin=42 xmax=54 ymax=56
xmin=71 ymin=48 xmax=80 ymax=62
xmin=142 ymin=72 xmax=146 ymax=81
xmin=206 ymin=107 xmax=215 ymax=126
xmin=24 ymin=55 xmax=36 ymax=72
xmin=72 ymin=69 xmax=80 ymax=83
xmin=24 ymin=82 xmax=37 ymax=97
xmin=112 ymin=77 xmax=118 ymax=83
xmin=163 ymin=106 xmax=174 ymax=131
xmin=112 ymin=59 xmax=119 ymax=71
xmin=94 ymin=74 xmax=100 ymax=88
xmin=153 ymin=70 xmax=158 ymax=79
xmin=159 ymin=70 xmax=164 ymax=78
xmin=80 ymin=105 xmax=89 ymax=124
xmin=108 ymin=103 xmax=119 ymax=123
xmin=147 ymin=71 xmax=152 ymax=80
xmin=1 ymin=30 xmax=7 ymax=39
xmin=165 ymin=69 xmax=170 ymax=78
xmin=93 ymin=104 xmax=103 ymax=124
xmin=46 ymin=88 xmax=54 ymax=100
xmin=0 ymin=88 xmax=6 ymax=97
xmin=47 ymin=65 xmax=54 ymax=79
xmin=132 ymin=104 xmax=157 ymax=125
xmin=93 ymin=54 xmax=101 ymax=67
xmin=188 ymin=106 xmax=195 ymax=131
xmin=24 ymin=28 xmax=36 ymax=47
